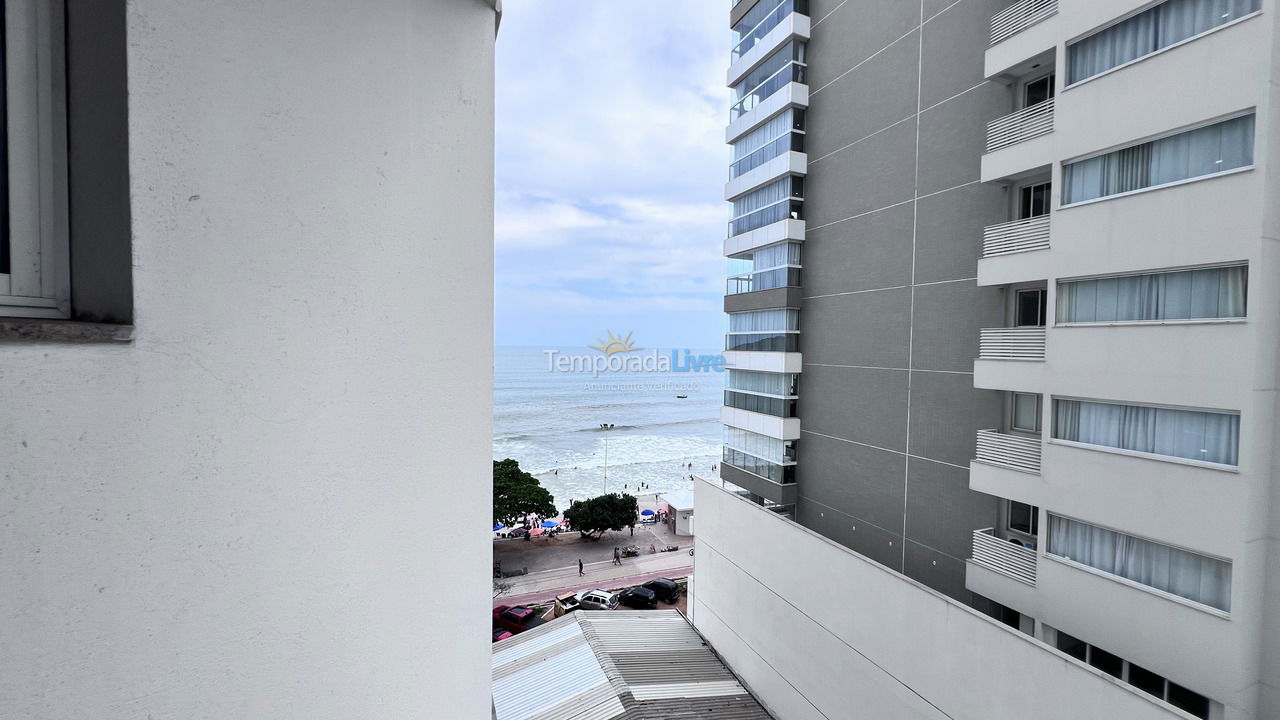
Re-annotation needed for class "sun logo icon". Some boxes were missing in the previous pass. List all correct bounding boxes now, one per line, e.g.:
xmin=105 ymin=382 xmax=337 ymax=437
xmin=589 ymin=330 xmax=639 ymax=356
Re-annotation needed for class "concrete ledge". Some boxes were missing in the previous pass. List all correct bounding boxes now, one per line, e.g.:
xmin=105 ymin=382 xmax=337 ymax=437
xmin=0 ymin=319 xmax=134 ymax=343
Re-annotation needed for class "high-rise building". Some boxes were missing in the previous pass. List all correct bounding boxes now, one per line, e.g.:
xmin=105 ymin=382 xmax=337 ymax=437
xmin=0 ymin=1 xmax=498 ymax=717
xmin=704 ymin=1 xmax=1280 ymax=718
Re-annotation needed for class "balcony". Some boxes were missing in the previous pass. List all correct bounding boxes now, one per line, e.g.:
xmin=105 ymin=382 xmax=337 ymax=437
xmin=971 ymin=528 xmax=1038 ymax=585
xmin=989 ymin=0 xmax=1057 ymax=46
xmin=982 ymin=215 xmax=1049 ymax=258
xmin=986 ymin=98 xmax=1054 ymax=153
xmin=978 ymin=327 xmax=1045 ymax=361
xmin=975 ymin=429 xmax=1041 ymax=474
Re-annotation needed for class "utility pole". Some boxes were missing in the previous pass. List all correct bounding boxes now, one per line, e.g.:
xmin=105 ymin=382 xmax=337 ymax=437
xmin=600 ymin=423 xmax=614 ymax=494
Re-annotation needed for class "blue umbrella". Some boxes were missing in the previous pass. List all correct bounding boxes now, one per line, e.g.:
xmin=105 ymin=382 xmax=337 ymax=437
xmin=493 ymin=523 xmax=504 ymax=532
xmin=541 ymin=520 xmax=558 ymax=528
xmin=640 ymin=509 xmax=655 ymax=516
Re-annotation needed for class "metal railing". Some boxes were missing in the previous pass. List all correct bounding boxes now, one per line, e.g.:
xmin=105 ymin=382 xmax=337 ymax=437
xmin=982 ymin=214 xmax=1050 ymax=257
xmin=990 ymin=0 xmax=1057 ymax=45
xmin=987 ymin=97 xmax=1054 ymax=153
xmin=979 ymin=327 xmax=1045 ymax=360
xmin=727 ymin=266 xmax=802 ymax=295
xmin=975 ymin=429 xmax=1042 ymax=474
xmin=971 ymin=528 xmax=1038 ymax=585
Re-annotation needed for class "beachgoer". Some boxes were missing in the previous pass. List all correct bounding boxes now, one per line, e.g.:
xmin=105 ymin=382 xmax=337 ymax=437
xmin=578 ymin=559 xmax=584 ymax=576
xmin=629 ymin=526 xmax=633 ymax=536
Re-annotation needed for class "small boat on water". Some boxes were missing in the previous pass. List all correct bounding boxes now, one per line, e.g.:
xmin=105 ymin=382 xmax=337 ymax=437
xmin=675 ymin=394 xmax=688 ymax=399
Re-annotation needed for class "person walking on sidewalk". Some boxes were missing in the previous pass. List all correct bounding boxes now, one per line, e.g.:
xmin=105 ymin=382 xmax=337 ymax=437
xmin=613 ymin=547 xmax=621 ymax=565
xmin=578 ymin=559 xmax=584 ymax=577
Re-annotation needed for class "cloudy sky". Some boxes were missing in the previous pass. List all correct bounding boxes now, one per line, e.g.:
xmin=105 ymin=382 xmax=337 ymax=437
xmin=495 ymin=1 xmax=729 ymax=349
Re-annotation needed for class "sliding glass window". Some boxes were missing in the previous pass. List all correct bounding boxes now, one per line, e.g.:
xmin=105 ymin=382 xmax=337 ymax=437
xmin=1062 ymin=114 xmax=1254 ymax=204
xmin=727 ymin=241 xmax=801 ymax=295
xmin=1048 ymin=514 xmax=1232 ymax=611
xmin=1053 ymin=399 xmax=1239 ymax=466
xmin=1057 ymin=265 xmax=1247 ymax=323
xmin=723 ymin=427 xmax=796 ymax=484
xmin=730 ymin=108 xmax=804 ymax=180
xmin=730 ymin=41 xmax=806 ymax=121
xmin=732 ymin=0 xmax=807 ymax=61
xmin=729 ymin=176 xmax=803 ymax=236
xmin=1068 ymin=0 xmax=1260 ymax=85
xmin=726 ymin=370 xmax=799 ymax=396
xmin=726 ymin=308 xmax=799 ymax=352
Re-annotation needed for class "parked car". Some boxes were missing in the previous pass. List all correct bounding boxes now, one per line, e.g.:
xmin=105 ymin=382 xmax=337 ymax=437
xmin=575 ymin=589 xmax=620 ymax=611
xmin=642 ymin=578 xmax=682 ymax=604
xmin=552 ymin=591 xmax=581 ymax=617
xmin=618 ymin=586 xmax=657 ymax=609
xmin=640 ymin=515 xmax=658 ymax=524
xmin=493 ymin=605 xmax=548 ymax=635
xmin=492 ymin=628 xmax=513 ymax=643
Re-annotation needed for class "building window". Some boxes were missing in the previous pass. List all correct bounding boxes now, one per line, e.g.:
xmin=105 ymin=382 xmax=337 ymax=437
xmin=730 ymin=108 xmax=804 ymax=179
xmin=1062 ymin=113 xmax=1254 ymax=205
xmin=726 ymin=369 xmax=799 ymax=397
xmin=1015 ymin=288 xmax=1046 ymax=327
xmin=726 ymin=308 xmax=799 ymax=353
xmin=726 ymin=241 xmax=802 ymax=295
xmin=723 ymin=426 xmax=796 ymax=484
xmin=1053 ymin=631 xmax=1212 ymax=719
xmin=729 ymin=175 xmax=803 ymax=237
xmin=1022 ymin=73 xmax=1054 ymax=107
xmin=732 ymin=0 xmax=808 ymax=61
xmin=723 ymin=390 xmax=798 ymax=418
xmin=1057 ymin=265 xmax=1246 ymax=324
xmin=1017 ymin=181 xmax=1050 ymax=219
xmin=1048 ymin=514 xmax=1232 ymax=612
xmin=1011 ymin=393 xmax=1041 ymax=433
xmin=1 ymin=0 xmax=69 ymax=318
xmin=1052 ymin=398 xmax=1239 ymax=466
xmin=1068 ymin=0 xmax=1260 ymax=85
xmin=1007 ymin=501 xmax=1038 ymax=536
xmin=730 ymin=40 xmax=806 ymax=120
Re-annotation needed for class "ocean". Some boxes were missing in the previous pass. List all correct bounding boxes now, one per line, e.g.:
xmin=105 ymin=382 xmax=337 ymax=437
xmin=493 ymin=346 xmax=722 ymax=511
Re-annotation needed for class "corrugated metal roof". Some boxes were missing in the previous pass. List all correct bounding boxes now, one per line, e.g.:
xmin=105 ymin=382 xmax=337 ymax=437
xmin=491 ymin=610 xmax=772 ymax=720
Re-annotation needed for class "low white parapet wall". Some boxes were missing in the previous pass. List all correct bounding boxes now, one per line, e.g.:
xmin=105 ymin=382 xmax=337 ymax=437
xmin=691 ymin=478 xmax=1192 ymax=720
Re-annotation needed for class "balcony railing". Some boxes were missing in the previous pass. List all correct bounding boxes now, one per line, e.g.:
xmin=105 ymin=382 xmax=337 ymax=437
xmin=989 ymin=0 xmax=1057 ymax=46
xmin=975 ymin=429 xmax=1041 ymax=474
xmin=986 ymin=97 xmax=1054 ymax=153
xmin=979 ymin=327 xmax=1045 ymax=360
xmin=981 ymin=215 xmax=1050 ymax=257
xmin=727 ymin=266 xmax=802 ymax=295
xmin=972 ymin=528 xmax=1038 ymax=585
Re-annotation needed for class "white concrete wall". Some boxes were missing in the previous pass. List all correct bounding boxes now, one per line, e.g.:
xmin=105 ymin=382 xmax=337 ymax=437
xmin=0 ymin=1 xmax=496 ymax=718
xmin=693 ymin=479 xmax=1191 ymax=720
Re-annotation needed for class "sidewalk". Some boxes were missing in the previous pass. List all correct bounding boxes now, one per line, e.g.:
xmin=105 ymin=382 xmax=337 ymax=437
xmin=495 ymin=549 xmax=693 ymax=608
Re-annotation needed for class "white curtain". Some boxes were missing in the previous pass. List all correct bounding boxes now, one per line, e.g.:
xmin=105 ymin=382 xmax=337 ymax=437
xmin=726 ymin=370 xmax=798 ymax=396
xmin=1057 ymin=265 xmax=1247 ymax=323
xmin=1068 ymin=0 xmax=1260 ymax=84
xmin=1049 ymin=515 xmax=1231 ymax=611
xmin=1053 ymin=399 xmax=1239 ymax=465
xmin=728 ymin=308 xmax=798 ymax=333
xmin=1063 ymin=114 xmax=1255 ymax=204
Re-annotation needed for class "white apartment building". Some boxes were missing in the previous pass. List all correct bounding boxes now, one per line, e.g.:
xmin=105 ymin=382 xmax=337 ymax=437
xmin=0 ymin=1 xmax=498 ymax=717
xmin=696 ymin=1 xmax=1280 ymax=719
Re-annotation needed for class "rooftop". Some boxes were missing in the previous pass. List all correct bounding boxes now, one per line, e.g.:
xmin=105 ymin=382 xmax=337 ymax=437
xmin=659 ymin=490 xmax=695 ymax=510
xmin=491 ymin=609 xmax=772 ymax=720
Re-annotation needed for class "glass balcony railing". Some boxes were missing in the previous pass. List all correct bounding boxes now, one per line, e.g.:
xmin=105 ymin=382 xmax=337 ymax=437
xmin=731 ymin=0 xmax=808 ymax=61
xmin=730 ymin=132 xmax=804 ymax=180
xmin=729 ymin=199 xmax=802 ymax=237
xmin=724 ymin=390 xmax=798 ymax=418
xmin=727 ymin=266 xmax=801 ymax=295
xmin=731 ymin=61 xmax=805 ymax=121
xmin=725 ymin=332 xmax=799 ymax=353
xmin=722 ymin=447 xmax=797 ymax=485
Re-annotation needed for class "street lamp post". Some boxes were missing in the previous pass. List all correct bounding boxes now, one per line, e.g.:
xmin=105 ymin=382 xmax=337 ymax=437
xmin=600 ymin=423 xmax=614 ymax=494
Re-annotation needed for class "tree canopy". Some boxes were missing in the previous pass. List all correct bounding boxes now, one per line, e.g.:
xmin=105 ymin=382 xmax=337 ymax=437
xmin=493 ymin=459 xmax=556 ymax=527
xmin=563 ymin=493 xmax=638 ymax=540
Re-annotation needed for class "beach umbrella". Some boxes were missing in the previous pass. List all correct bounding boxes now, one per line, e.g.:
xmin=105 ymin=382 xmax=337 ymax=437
xmin=529 ymin=527 xmax=546 ymax=536
xmin=640 ymin=509 xmax=655 ymax=516
xmin=541 ymin=520 xmax=558 ymax=528
xmin=493 ymin=523 xmax=503 ymax=532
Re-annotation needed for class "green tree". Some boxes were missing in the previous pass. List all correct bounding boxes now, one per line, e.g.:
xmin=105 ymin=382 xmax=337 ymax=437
xmin=563 ymin=493 xmax=638 ymax=540
xmin=493 ymin=459 xmax=556 ymax=527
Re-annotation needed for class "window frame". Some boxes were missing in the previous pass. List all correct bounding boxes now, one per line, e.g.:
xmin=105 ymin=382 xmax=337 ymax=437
xmin=1010 ymin=392 xmax=1042 ymax=433
xmin=0 ymin=0 xmax=69 ymax=319
xmin=1020 ymin=71 xmax=1055 ymax=109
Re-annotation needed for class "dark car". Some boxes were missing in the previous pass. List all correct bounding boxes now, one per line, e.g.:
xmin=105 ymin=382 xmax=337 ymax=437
xmin=493 ymin=605 xmax=548 ymax=635
xmin=506 ymin=527 xmax=530 ymax=539
xmin=642 ymin=578 xmax=682 ymax=604
xmin=492 ymin=628 xmax=514 ymax=643
xmin=618 ymin=587 xmax=657 ymax=609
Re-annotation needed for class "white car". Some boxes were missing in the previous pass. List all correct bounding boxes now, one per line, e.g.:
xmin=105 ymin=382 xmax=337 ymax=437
xmin=575 ymin=589 xmax=620 ymax=611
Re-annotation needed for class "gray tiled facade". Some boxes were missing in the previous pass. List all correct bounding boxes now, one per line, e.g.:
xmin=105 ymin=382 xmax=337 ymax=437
xmin=796 ymin=0 xmax=1008 ymax=602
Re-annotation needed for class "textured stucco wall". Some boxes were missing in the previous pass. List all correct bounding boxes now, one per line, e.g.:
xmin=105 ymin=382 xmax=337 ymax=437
xmin=0 ymin=1 xmax=496 ymax=717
